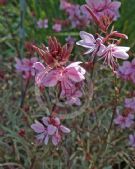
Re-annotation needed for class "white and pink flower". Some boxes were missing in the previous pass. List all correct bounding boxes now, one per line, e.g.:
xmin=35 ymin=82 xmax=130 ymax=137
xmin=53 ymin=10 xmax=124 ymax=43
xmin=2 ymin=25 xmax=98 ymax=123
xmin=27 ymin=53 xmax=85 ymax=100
xmin=31 ymin=116 xmax=70 ymax=145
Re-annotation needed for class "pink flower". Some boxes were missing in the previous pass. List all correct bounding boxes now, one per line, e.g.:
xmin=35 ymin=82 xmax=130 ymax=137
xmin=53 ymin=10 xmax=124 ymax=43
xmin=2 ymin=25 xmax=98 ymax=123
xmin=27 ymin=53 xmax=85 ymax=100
xmin=33 ymin=62 xmax=85 ymax=105
xmin=65 ymin=36 xmax=76 ymax=44
xmin=129 ymin=134 xmax=135 ymax=148
xmin=15 ymin=57 xmax=38 ymax=79
xmin=86 ymin=0 xmax=121 ymax=21
xmin=114 ymin=113 xmax=134 ymax=129
xmin=118 ymin=61 xmax=133 ymax=81
xmin=76 ymin=31 xmax=103 ymax=55
xmin=118 ymin=59 xmax=135 ymax=84
xmin=37 ymin=19 xmax=48 ymax=29
xmin=60 ymin=1 xmax=90 ymax=28
xmin=52 ymin=23 xmax=62 ymax=32
xmin=60 ymin=0 xmax=72 ymax=10
xmin=33 ymin=61 xmax=85 ymax=87
xmin=97 ymin=44 xmax=130 ymax=69
xmin=125 ymin=97 xmax=135 ymax=111
xmin=65 ymin=89 xmax=82 ymax=106
xmin=31 ymin=116 xmax=70 ymax=145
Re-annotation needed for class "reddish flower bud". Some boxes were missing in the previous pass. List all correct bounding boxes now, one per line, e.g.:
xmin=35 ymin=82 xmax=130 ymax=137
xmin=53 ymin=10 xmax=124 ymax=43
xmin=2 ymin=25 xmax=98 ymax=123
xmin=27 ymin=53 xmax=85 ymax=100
xmin=110 ymin=31 xmax=128 ymax=40
xmin=18 ymin=129 xmax=25 ymax=137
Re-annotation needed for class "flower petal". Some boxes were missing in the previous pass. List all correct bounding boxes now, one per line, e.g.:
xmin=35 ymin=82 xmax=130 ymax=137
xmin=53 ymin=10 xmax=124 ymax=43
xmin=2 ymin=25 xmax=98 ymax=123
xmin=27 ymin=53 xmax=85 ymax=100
xmin=31 ymin=121 xmax=45 ymax=133
xmin=60 ymin=125 xmax=71 ymax=133
xmin=47 ymin=125 xmax=57 ymax=135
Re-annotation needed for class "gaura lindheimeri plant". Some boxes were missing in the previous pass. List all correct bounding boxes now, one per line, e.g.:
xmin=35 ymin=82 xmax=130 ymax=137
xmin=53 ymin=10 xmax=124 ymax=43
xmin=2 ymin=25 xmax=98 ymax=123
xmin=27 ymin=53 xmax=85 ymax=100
xmin=2 ymin=0 xmax=135 ymax=168
xmin=13 ymin=0 xmax=134 ymax=161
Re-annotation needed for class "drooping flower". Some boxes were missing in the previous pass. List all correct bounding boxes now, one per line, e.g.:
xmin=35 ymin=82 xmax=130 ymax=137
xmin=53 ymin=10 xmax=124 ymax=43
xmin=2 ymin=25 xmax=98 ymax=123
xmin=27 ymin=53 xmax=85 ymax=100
xmin=52 ymin=23 xmax=62 ymax=32
xmin=31 ymin=116 xmax=70 ymax=145
xmin=15 ymin=57 xmax=38 ymax=79
xmin=76 ymin=31 xmax=103 ymax=55
xmin=59 ymin=62 xmax=85 ymax=105
xmin=114 ymin=113 xmax=134 ymax=129
xmin=129 ymin=134 xmax=135 ymax=148
xmin=85 ymin=0 xmax=121 ymax=21
xmin=97 ymin=44 xmax=130 ymax=69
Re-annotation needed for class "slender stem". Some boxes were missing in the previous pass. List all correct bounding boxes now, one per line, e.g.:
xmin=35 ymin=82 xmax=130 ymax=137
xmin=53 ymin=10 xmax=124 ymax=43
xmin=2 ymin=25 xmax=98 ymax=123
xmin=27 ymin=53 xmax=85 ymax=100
xmin=30 ymin=155 xmax=36 ymax=169
xmin=105 ymin=75 xmax=117 ymax=140
xmin=19 ymin=0 xmax=26 ymax=108
xmin=20 ymin=78 xmax=30 ymax=108
xmin=0 ymin=162 xmax=25 ymax=169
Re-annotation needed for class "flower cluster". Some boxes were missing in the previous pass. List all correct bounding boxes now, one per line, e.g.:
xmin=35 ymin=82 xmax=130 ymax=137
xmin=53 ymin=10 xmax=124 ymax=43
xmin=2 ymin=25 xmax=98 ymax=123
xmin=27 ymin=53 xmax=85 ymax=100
xmin=114 ymin=113 xmax=134 ymax=129
xmin=15 ymin=57 xmax=38 ymax=79
xmin=118 ymin=59 xmax=135 ymax=84
xmin=114 ymin=96 xmax=135 ymax=148
xmin=32 ymin=37 xmax=86 ymax=106
xmin=85 ymin=0 xmax=121 ymax=21
xmin=60 ymin=0 xmax=90 ymax=29
xmin=31 ymin=116 xmax=70 ymax=145
xmin=76 ymin=31 xmax=129 ymax=70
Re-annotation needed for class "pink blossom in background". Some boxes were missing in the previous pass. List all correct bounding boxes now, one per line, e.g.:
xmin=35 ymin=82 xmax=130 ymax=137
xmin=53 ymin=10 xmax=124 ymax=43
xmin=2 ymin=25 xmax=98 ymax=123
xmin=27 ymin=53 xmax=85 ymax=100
xmin=97 ymin=44 xmax=130 ymax=70
xmin=76 ymin=31 xmax=103 ymax=55
xmin=15 ymin=57 xmax=38 ymax=79
xmin=125 ymin=97 xmax=135 ymax=111
xmin=65 ymin=36 xmax=76 ymax=44
xmin=118 ymin=59 xmax=135 ymax=84
xmin=37 ymin=19 xmax=48 ymax=29
xmin=85 ymin=0 xmax=121 ymax=21
xmin=31 ymin=116 xmax=70 ymax=145
xmin=114 ymin=113 xmax=134 ymax=129
xmin=60 ymin=0 xmax=72 ymax=10
xmin=129 ymin=134 xmax=135 ymax=148
xmin=118 ymin=61 xmax=133 ymax=81
xmin=65 ymin=89 xmax=82 ymax=106
xmin=52 ymin=23 xmax=62 ymax=32
xmin=60 ymin=0 xmax=90 ymax=28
